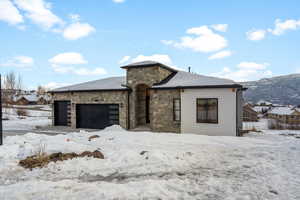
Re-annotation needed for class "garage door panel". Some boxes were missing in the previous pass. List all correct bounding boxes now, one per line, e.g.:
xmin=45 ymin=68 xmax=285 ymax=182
xmin=76 ymin=104 xmax=119 ymax=129
xmin=54 ymin=101 xmax=70 ymax=126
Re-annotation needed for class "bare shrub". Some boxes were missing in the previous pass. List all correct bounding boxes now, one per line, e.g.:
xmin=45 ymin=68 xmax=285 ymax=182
xmin=19 ymin=150 xmax=104 ymax=169
xmin=16 ymin=109 xmax=28 ymax=117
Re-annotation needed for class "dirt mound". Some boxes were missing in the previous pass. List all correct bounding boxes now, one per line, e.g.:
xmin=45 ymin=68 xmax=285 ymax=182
xmin=88 ymin=135 xmax=100 ymax=141
xmin=19 ymin=150 xmax=104 ymax=169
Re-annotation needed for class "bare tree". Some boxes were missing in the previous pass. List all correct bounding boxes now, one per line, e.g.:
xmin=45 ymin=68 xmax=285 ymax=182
xmin=2 ymin=71 xmax=23 ymax=104
xmin=37 ymin=85 xmax=46 ymax=95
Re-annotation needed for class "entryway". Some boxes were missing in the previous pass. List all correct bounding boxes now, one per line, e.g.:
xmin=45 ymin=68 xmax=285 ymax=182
xmin=136 ymin=84 xmax=150 ymax=126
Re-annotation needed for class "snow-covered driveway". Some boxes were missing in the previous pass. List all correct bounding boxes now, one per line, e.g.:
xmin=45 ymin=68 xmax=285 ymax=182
xmin=0 ymin=127 xmax=299 ymax=200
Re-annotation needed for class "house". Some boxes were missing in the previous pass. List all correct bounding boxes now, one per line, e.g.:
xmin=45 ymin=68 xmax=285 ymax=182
xmin=267 ymin=106 xmax=300 ymax=125
xmin=37 ymin=95 xmax=51 ymax=105
xmin=50 ymin=61 xmax=245 ymax=136
xmin=257 ymin=100 xmax=273 ymax=106
xmin=252 ymin=106 xmax=272 ymax=118
xmin=243 ymin=104 xmax=258 ymax=122
xmin=14 ymin=94 xmax=38 ymax=105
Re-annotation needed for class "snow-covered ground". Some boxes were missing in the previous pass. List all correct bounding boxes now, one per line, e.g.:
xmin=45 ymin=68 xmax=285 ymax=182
xmin=2 ymin=107 xmax=51 ymax=131
xmin=0 ymin=126 xmax=299 ymax=200
xmin=243 ymin=118 xmax=269 ymax=131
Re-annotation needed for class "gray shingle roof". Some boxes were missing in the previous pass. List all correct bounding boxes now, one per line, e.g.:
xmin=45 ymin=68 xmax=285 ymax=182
xmin=51 ymin=76 xmax=127 ymax=92
xmin=153 ymin=71 xmax=241 ymax=88
xmin=51 ymin=62 xmax=242 ymax=93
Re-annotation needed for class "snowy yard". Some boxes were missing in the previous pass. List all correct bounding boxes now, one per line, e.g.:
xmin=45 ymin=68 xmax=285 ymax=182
xmin=0 ymin=126 xmax=299 ymax=200
xmin=2 ymin=107 xmax=51 ymax=131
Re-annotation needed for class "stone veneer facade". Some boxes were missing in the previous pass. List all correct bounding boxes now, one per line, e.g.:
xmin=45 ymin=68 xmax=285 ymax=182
xmin=52 ymin=91 xmax=128 ymax=129
xmin=52 ymin=64 xmax=181 ymax=133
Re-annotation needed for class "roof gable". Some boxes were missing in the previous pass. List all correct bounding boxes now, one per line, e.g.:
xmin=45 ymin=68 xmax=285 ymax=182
xmin=152 ymin=71 xmax=241 ymax=89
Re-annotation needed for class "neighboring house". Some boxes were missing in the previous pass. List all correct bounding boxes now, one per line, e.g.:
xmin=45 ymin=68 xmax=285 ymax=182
xmin=243 ymin=104 xmax=258 ymax=122
xmin=267 ymin=107 xmax=300 ymax=125
xmin=37 ymin=95 xmax=51 ymax=105
xmin=50 ymin=61 xmax=245 ymax=136
xmin=252 ymin=106 xmax=271 ymax=117
xmin=14 ymin=94 xmax=38 ymax=105
xmin=257 ymin=100 xmax=273 ymax=106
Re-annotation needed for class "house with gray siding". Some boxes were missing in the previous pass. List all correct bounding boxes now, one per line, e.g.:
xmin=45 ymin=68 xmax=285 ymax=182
xmin=50 ymin=61 xmax=245 ymax=136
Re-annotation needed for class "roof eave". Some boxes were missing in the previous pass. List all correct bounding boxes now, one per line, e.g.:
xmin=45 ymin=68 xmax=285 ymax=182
xmin=151 ymin=84 xmax=244 ymax=90
xmin=121 ymin=63 xmax=178 ymax=73
xmin=49 ymin=88 xmax=130 ymax=94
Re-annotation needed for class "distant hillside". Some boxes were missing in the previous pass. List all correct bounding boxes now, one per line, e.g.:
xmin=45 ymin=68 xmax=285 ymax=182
xmin=241 ymin=74 xmax=300 ymax=105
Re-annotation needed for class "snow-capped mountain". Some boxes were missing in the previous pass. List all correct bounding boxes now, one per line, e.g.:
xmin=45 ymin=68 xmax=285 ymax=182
xmin=241 ymin=73 xmax=300 ymax=105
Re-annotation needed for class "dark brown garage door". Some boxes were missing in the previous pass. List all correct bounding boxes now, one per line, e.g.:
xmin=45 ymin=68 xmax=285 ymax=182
xmin=76 ymin=104 xmax=119 ymax=129
xmin=54 ymin=101 xmax=70 ymax=126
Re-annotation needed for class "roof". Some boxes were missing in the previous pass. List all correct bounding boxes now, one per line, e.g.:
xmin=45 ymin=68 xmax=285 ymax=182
xmin=252 ymin=106 xmax=270 ymax=113
xmin=121 ymin=61 xmax=178 ymax=72
xmin=15 ymin=94 xmax=38 ymax=102
xmin=268 ymin=107 xmax=298 ymax=115
xmin=51 ymin=62 xmax=243 ymax=93
xmin=257 ymin=100 xmax=273 ymax=105
xmin=152 ymin=71 xmax=242 ymax=89
xmin=51 ymin=76 xmax=127 ymax=93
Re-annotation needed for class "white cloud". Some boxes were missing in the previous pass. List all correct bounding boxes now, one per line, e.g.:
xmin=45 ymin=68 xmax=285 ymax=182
xmin=49 ymin=52 xmax=87 ymax=65
xmin=131 ymin=54 xmax=173 ymax=66
xmin=43 ymin=82 xmax=70 ymax=89
xmin=238 ymin=62 xmax=269 ymax=70
xmin=112 ymin=0 xmax=125 ymax=3
xmin=125 ymin=54 xmax=185 ymax=71
xmin=208 ymin=50 xmax=232 ymax=60
xmin=211 ymin=24 xmax=228 ymax=32
xmin=269 ymin=19 xmax=300 ymax=36
xmin=0 ymin=0 xmax=23 ymax=25
xmin=49 ymin=52 xmax=107 ymax=76
xmin=211 ymin=62 xmax=272 ymax=82
xmin=63 ymin=22 xmax=95 ymax=40
xmin=246 ymin=29 xmax=266 ymax=41
xmin=162 ymin=25 xmax=228 ymax=53
xmin=14 ymin=0 xmax=64 ymax=30
xmin=69 ymin=14 xmax=80 ymax=22
xmin=247 ymin=18 xmax=300 ymax=41
xmin=0 ymin=56 xmax=34 ymax=67
xmin=73 ymin=68 xmax=107 ymax=76
xmin=119 ymin=56 xmax=131 ymax=64
xmin=161 ymin=40 xmax=175 ymax=45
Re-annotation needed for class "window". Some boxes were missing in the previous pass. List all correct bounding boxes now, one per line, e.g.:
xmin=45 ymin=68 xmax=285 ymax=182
xmin=197 ymin=98 xmax=218 ymax=123
xmin=173 ymin=99 xmax=181 ymax=121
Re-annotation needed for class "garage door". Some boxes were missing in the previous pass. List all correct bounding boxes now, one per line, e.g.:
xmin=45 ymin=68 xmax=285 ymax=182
xmin=54 ymin=101 xmax=70 ymax=126
xmin=76 ymin=104 xmax=119 ymax=129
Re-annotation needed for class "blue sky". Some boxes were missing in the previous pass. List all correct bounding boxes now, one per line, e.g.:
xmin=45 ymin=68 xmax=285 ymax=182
xmin=0 ymin=0 xmax=300 ymax=89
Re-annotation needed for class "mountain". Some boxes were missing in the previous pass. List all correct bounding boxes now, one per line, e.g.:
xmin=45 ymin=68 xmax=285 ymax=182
xmin=241 ymin=73 xmax=300 ymax=105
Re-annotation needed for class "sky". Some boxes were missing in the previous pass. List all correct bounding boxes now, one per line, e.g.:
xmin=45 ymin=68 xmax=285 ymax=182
xmin=0 ymin=0 xmax=300 ymax=90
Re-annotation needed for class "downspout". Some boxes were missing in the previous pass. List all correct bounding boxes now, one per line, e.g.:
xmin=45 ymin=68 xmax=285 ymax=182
xmin=236 ymin=88 xmax=239 ymax=136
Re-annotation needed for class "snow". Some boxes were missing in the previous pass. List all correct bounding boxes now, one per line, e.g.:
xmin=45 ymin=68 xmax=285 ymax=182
xmin=0 ymin=126 xmax=299 ymax=199
xmin=243 ymin=119 xmax=268 ymax=131
xmin=252 ymin=106 xmax=270 ymax=113
xmin=268 ymin=106 xmax=296 ymax=115
xmin=2 ymin=107 xmax=51 ymax=131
